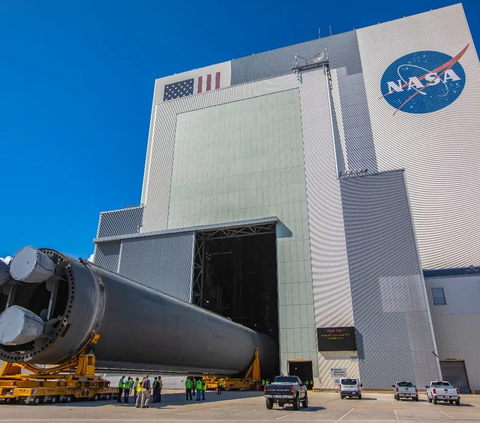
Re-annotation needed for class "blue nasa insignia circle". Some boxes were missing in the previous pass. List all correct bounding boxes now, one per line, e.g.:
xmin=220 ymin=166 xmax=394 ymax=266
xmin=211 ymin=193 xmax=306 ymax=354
xmin=380 ymin=50 xmax=466 ymax=114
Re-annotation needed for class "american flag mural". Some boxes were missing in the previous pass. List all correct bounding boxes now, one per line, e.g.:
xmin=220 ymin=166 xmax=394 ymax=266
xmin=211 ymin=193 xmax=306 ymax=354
xmin=163 ymin=72 xmax=221 ymax=101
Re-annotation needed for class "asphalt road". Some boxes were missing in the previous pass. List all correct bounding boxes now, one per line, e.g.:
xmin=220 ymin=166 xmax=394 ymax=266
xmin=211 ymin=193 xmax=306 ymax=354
xmin=1 ymin=390 xmax=479 ymax=422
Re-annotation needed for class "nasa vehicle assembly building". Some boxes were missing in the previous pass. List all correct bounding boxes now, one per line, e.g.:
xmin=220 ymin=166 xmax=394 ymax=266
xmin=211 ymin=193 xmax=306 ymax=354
xmin=93 ymin=4 xmax=480 ymax=391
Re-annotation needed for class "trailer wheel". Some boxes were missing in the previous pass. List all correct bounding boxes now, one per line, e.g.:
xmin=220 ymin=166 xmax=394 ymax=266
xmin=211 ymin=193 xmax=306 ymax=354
xmin=266 ymin=398 xmax=273 ymax=409
xmin=105 ymin=394 xmax=111 ymax=400
xmin=93 ymin=394 xmax=100 ymax=401
xmin=50 ymin=396 xmax=59 ymax=404
xmin=32 ymin=397 xmax=43 ymax=405
xmin=64 ymin=395 xmax=73 ymax=403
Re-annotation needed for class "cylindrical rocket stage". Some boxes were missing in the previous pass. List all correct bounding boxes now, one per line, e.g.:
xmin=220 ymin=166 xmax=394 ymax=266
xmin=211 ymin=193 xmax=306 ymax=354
xmin=0 ymin=248 xmax=278 ymax=376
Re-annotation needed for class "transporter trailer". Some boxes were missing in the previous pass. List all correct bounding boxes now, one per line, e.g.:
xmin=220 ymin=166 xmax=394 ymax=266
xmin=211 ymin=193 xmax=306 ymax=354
xmin=0 ymin=247 xmax=278 ymax=405
xmin=204 ymin=348 xmax=262 ymax=391
xmin=0 ymin=334 xmax=118 ymax=404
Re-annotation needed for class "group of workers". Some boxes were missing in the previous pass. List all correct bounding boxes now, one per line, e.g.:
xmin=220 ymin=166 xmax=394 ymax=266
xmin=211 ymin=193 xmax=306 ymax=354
xmin=116 ymin=375 xmax=225 ymax=408
xmin=117 ymin=375 xmax=163 ymax=408
xmin=184 ymin=377 xmax=223 ymax=400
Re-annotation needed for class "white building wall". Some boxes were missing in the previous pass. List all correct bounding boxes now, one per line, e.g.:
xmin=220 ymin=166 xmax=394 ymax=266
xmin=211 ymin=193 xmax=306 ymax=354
xmin=356 ymin=4 xmax=480 ymax=269
xmin=425 ymin=274 xmax=480 ymax=390
xmin=299 ymin=67 xmax=360 ymax=388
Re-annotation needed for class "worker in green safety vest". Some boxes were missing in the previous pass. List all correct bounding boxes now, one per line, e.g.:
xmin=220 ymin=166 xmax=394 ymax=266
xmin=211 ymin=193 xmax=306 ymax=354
xmin=201 ymin=380 xmax=206 ymax=400
xmin=195 ymin=379 xmax=202 ymax=401
xmin=124 ymin=377 xmax=132 ymax=403
xmin=117 ymin=376 xmax=125 ymax=402
xmin=185 ymin=377 xmax=193 ymax=400
xmin=217 ymin=378 xmax=223 ymax=395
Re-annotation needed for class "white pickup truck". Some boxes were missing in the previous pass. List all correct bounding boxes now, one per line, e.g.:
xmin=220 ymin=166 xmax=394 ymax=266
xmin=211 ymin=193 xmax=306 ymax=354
xmin=392 ymin=381 xmax=418 ymax=401
xmin=425 ymin=381 xmax=460 ymax=406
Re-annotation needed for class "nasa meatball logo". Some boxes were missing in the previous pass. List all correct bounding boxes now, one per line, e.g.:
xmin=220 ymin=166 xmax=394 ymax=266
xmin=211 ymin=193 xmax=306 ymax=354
xmin=380 ymin=45 xmax=468 ymax=115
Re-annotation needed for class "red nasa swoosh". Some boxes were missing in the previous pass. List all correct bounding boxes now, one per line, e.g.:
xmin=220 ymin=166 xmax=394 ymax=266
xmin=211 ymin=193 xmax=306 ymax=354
xmin=379 ymin=44 xmax=469 ymax=115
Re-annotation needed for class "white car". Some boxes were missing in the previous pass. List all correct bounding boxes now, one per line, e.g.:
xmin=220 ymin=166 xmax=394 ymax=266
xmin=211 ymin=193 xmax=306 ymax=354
xmin=426 ymin=381 xmax=460 ymax=406
xmin=392 ymin=381 xmax=418 ymax=401
xmin=340 ymin=378 xmax=362 ymax=399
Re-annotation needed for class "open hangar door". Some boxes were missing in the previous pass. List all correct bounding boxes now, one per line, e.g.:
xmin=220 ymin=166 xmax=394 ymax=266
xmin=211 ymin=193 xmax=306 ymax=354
xmin=440 ymin=361 xmax=471 ymax=393
xmin=288 ymin=360 xmax=313 ymax=390
xmin=192 ymin=221 xmax=279 ymax=378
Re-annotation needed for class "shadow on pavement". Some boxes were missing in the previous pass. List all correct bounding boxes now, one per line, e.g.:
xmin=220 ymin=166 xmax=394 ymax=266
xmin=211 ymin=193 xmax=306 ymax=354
xmin=432 ymin=401 xmax=473 ymax=407
xmin=270 ymin=405 xmax=325 ymax=412
xmin=43 ymin=390 xmax=264 ymax=408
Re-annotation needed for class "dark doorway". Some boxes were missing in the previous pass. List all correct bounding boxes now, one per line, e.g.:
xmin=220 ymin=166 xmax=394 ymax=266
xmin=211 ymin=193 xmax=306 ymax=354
xmin=193 ymin=224 xmax=279 ymax=355
xmin=288 ymin=361 xmax=313 ymax=390
xmin=440 ymin=361 xmax=470 ymax=393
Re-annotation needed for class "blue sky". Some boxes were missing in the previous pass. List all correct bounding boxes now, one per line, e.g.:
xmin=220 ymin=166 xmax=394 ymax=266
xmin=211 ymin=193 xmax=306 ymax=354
xmin=1 ymin=0 xmax=479 ymax=260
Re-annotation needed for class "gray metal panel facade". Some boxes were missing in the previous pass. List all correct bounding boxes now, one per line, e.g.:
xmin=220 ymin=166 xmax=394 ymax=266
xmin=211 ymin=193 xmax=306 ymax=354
xmin=231 ymin=30 xmax=362 ymax=85
xmin=336 ymin=68 xmax=377 ymax=172
xmin=118 ymin=232 xmax=194 ymax=302
xmin=94 ymin=242 xmax=121 ymax=272
xmin=340 ymin=170 xmax=439 ymax=389
xmin=97 ymin=207 xmax=143 ymax=238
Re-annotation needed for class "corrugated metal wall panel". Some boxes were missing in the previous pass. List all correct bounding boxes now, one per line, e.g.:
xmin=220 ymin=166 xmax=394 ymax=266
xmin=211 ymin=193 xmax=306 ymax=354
xmin=97 ymin=207 xmax=143 ymax=238
xmin=118 ymin=232 xmax=194 ymax=302
xmin=335 ymin=68 xmax=377 ymax=172
xmin=94 ymin=242 xmax=121 ymax=272
xmin=299 ymin=67 xmax=359 ymax=388
xmin=356 ymin=4 xmax=480 ymax=268
xmin=231 ymin=30 xmax=362 ymax=85
xmin=340 ymin=170 xmax=439 ymax=389
xmin=425 ymin=274 xmax=480 ymax=391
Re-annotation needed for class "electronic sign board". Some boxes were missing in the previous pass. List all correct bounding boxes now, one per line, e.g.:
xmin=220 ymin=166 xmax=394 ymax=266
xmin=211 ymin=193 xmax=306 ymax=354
xmin=317 ymin=327 xmax=357 ymax=351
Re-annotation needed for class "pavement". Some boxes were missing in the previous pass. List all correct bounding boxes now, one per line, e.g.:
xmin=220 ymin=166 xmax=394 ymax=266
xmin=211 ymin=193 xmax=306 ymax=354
xmin=1 ymin=390 xmax=480 ymax=422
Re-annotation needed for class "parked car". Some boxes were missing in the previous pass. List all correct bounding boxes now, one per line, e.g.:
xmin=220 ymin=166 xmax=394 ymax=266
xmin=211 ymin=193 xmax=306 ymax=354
xmin=392 ymin=381 xmax=418 ymax=401
xmin=264 ymin=375 xmax=308 ymax=410
xmin=425 ymin=381 xmax=460 ymax=406
xmin=340 ymin=378 xmax=362 ymax=399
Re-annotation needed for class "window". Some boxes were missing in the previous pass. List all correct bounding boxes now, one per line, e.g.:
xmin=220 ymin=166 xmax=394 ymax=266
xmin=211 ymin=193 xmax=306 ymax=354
xmin=432 ymin=288 xmax=446 ymax=305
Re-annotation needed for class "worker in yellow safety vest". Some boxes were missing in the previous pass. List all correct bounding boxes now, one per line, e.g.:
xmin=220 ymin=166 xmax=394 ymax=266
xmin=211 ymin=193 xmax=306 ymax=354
xmin=185 ymin=377 xmax=193 ymax=400
xmin=201 ymin=380 xmax=206 ymax=401
xmin=217 ymin=378 xmax=223 ymax=395
xmin=117 ymin=376 xmax=125 ymax=402
xmin=135 ymin=377 xmax=143 ymax=408
xmin=133 ymin=377 xmax=140 ymax=403
xmin=195 ymin=379 xmax=202 ymax=401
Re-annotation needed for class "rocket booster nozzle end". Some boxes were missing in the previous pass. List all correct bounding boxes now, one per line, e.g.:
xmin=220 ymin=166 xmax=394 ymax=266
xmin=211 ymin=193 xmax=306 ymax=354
xmin=9 ymin=246 xmax=55 ymax=283
xmin=0 ymin=305 xmax=45 ymax=346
